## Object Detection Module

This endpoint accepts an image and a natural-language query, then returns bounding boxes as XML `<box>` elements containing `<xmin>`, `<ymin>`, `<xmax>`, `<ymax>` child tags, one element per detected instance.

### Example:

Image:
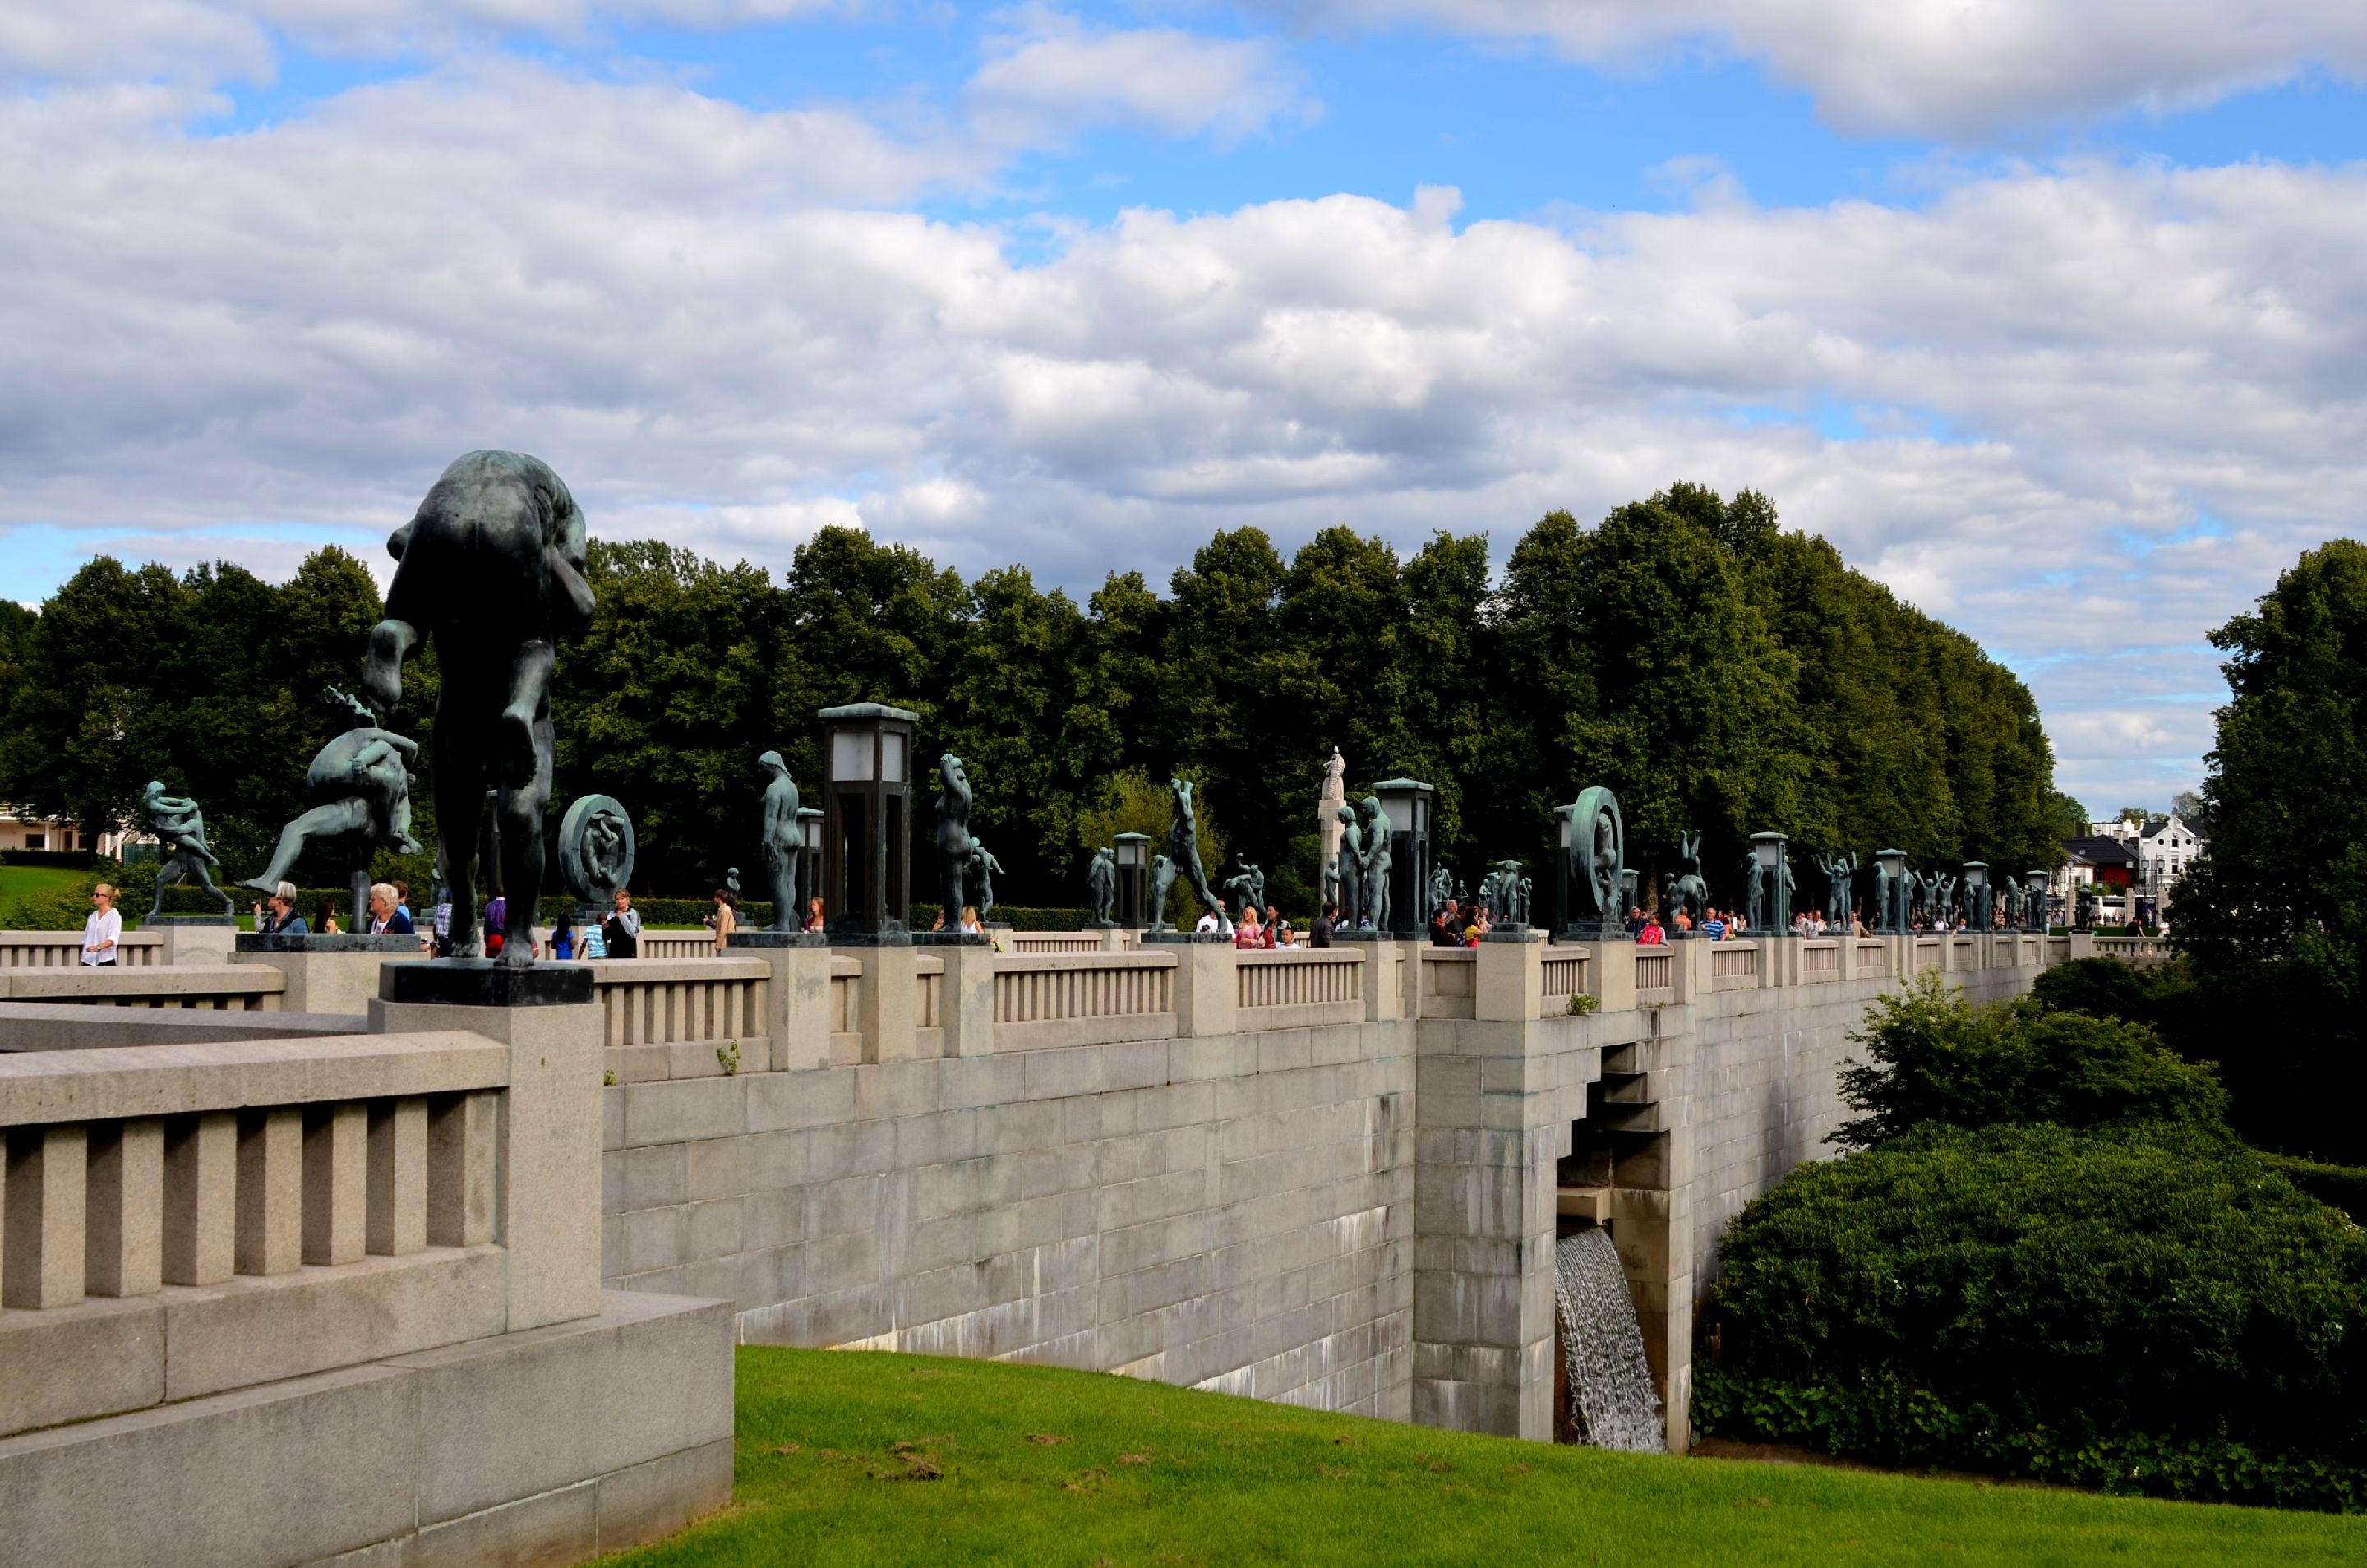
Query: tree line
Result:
<box><xmin>0</xmin><ymin>484</ymin><xmax>2074</xmax><ymax>911</ymax></box>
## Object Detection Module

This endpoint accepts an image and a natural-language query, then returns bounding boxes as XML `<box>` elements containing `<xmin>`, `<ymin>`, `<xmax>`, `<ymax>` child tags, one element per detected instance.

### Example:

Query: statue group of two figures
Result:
<box><xmin>931</xmin><ymin>754</ymin><xmax>1004</xmax><ymax>925</ymax></box>
<box><xmin>1317</xmin><ymin>796</ymin><xmax>1395</xmax><ymax>930</ymax></box>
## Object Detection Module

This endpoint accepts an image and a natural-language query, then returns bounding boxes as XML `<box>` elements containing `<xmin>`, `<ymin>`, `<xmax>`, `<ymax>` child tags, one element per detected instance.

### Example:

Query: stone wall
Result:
<box><xmin>602</xmin><ymin>1017</ymin><xmax>1419</xmax><ymax>1418</ymax></box>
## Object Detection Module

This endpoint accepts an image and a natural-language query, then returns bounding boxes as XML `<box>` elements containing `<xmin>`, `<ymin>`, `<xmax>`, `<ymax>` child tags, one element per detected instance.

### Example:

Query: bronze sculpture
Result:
<box><xmin>934</xmin><ymin>754</ymin><xmax>976</xmax><ymax>925</ymax></box>
<box><xmin>1167</xmin><ymin>778</ymin><xmax>1225</xmax><ymax>920</ymax></box>
<box><xmin>362</xmin><ymin>450</ymin><xmax>593</xmax><ymax>964</ymax></box>
<box><xmin>1361</xmin><ymin>795</ymin><xmax>1392</xmax><ymax>930</ymax></box>
<box><xmin>1334</xmin><ymin>804</ymin><xmax>1364</xmax><ymax>925</ymax></box>
<box><xmin>757</xmin><ymin>751</ymin><xmax>803</xmax><ymax>932</ymax></box>
<box><xmin>243</xmin><ymin>685</ymin><xmax>422</xmax><ymax>923</ymax></box>
<box><xmin>142</xmin><ymin>779</ymin><xmax>233</xmax><ymax>918</ymax></box>
<box><xmin>1665</xmin><ymin>832</ymin><xmax>1708</xmax><ymax>935</ymax></box>
<box><xmin>1086</xmin><ymin>846</ymin><xmax>1117</xmax><ymax>925</ymax></box>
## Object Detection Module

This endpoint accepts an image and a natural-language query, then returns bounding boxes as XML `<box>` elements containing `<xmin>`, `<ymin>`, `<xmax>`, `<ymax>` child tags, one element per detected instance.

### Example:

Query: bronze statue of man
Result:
<box><xmin>362</xmin><ymin>450</ymin><xmax>593</xmax><ymax>965</ymax></box>
<box><xmin>1167</xmin><ymin>777</ymin><xmax>1225</xmax><ymax>917</ymax></box>
<box><xmin>934</xmin><ymin>754</ymin><xmax>976</xmax><ymax>925</ymax></box>
<box><xmin>1361</xmin><ymin>795</ymin><xmax>1393</xmax><ymax>930</ymax></box>
<box><xmin>1334</xmin><ymin>804</ymin><xmax>1364</xmax><ymax>926</ymax></box>
<box><xmin>244</xmin><ymin>686</ymin><xmax>422</xmax><ymax>909</ymax></box>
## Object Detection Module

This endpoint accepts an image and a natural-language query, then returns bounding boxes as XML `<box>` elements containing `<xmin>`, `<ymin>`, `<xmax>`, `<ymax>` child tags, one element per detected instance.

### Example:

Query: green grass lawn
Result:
<box><xmin>603</xmin><ymin>1348</ymin><xmax>2366</xmax><ymax>1567</ymax></box>
<box><xmin>0</xmin><ymin>864</ymin><xmax>88</xmax><ymax>906</ymax></box>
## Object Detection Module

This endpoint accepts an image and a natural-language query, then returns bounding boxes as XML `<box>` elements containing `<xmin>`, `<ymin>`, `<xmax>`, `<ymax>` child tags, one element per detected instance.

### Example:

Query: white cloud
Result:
<box><xmin>7</xmin><ymin>67</ymin><xmax>2360</xmax><ymax>808</ymax></box>
<box><xmin>1276</xmin><ymin>0</ymin><xmax>2367</xmax><ymax>141</ymax></box>
<box><xmin>969</xmin><ymin>6</ymin><xmax>1313</xmax><ymax>147</ymax></box>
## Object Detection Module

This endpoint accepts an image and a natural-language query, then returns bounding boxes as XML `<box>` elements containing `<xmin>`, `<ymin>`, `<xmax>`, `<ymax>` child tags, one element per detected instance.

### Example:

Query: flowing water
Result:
<box><xmin>1553</xmin><ymin>1228</ymin><xmax>1663</xmax><ymax>1451</ymax></box>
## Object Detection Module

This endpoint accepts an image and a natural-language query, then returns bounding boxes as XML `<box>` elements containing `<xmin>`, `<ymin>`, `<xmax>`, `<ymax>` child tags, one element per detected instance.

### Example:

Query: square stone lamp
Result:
<box><xmin>1876</xmin><ymin>847</ymin><xmax>1909</xmax><ymax>934</ymax></box>
<box><xmin>1372</xmin><ymin>777</ymin><xmax>1434</xmax><ymax>938</ymax></box>
<box><xmin>818</xmin><ymin>702</ymin><xmax>916</xmax><ymax>944</ymax></box>
<box><xmin>1114</xmin><ymin>832</ymin><xmax>1151</xmax><ymax>928</ymax></box>
<box><xmin>1963</xmin><ymin>860</ymin><xmax>1989</xmax><ymax>932</ymax></box>
<box><xmin>1752</xmin><ymin>831</ymin><xmax>1794</xmax><ymax>935</ymax></box>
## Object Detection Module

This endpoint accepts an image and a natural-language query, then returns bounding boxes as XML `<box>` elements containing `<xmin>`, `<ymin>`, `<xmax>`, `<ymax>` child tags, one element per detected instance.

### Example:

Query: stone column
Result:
<box><xmin>934</xmin><ymin>940</ymin><xmax>997</xmax><ymax>1057</ymax></box>
<box><xmin>368</xmin><ymin>994</ymin><xmax>604</xmax><ymax>1332</ymax></box>
<box><xmin>742</xmin><ymin>942</ymin><xmax>833</xmax><ymax>1072</ymax></box>
<box><xmin>1605</xmin><ymin>1000</ymin><xmax>1696</xmax><ymax>1453</ymax></box>
<box><xmin>1168</xmin><ymin>939</ymin><xmax>1237</xmax><ymax>1038</ymax></box>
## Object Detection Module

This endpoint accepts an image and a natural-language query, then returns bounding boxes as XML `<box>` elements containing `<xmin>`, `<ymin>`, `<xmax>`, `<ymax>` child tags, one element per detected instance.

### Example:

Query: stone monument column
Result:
<box><xmin>1317</xmin><ymin>747</ymin><xmax>1346</xmax><ymax>896</ymax></box>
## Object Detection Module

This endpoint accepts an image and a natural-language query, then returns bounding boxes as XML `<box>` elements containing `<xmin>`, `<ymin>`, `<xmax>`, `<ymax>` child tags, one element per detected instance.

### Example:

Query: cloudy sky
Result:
<box><xmin>6</xmin><ymin>2</ymin><xmax>2365</xmax><ymax>814</ymax></box>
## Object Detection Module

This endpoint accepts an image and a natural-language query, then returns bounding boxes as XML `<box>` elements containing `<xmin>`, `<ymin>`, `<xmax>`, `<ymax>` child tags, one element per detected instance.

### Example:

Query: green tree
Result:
<box><xmin>1831</xmin><ymin>972</ymin><xmax>2229</xmax><ymax>1151</ymax></box>
<box><xmin>2173</xmin><ymin>539</ymin><xmax>2367</xmax><ymax>1162</ymax></box>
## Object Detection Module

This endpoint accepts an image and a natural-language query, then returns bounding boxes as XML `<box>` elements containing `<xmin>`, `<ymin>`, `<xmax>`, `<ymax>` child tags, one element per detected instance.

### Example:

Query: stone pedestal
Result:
<box><xmin>735</xmin><ymin>940</ymin><xmax>833</xmax><ymax>1071</ymax></box>
<box><xmin>381</xmin><ymin>960</ymin><xmax>593</xmax><ymax>1009</ymax></box>
<box><xmin>147</xmin><ymin>915</ymin><xmax>236</xmax><ymax>966</ymax></box>
<box><xmin>229</xmin><ymin>934</ymin><xmax>427</xmax><ymax>1015</ymax></box>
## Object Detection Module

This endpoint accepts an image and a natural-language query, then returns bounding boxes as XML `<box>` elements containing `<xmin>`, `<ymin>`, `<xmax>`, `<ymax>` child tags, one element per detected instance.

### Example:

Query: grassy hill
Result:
<box><xmin>602</xmin><ymin>1348</ymin><xmax>2366</xmax><ymax>1566</ymax></box>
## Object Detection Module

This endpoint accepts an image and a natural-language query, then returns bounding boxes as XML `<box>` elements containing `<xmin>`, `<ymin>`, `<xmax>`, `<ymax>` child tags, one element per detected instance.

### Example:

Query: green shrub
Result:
<box><xmin>1696</xmin><ymin>1123</ymin><xmax>2367</xmax><ymax>1509</ymax></box>
<box><xmin>1830</xmin><ymin>971</ymin><xmax>2229</xmax><ymax>1151</ymax></box>
<box><xmin>2029</xmin><ymin>953</ymin><xmax>2196</xmax><ymax>1027</ymax></box>
<box><xmin>2259</xmin><ymin>1151</ymin><xmax>2367</xmax><ymax>1220</ymax></box>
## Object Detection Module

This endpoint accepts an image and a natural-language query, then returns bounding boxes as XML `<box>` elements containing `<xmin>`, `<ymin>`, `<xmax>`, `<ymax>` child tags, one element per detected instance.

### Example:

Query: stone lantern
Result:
<box><xmin>1874</xmin><ymin>847</ymin><xmax>1909</xmax><ymax>934</ymax></box>
<box><xmin>817</xmin><ymin>703</ymin><xmax>916</xmax><ymax>943</ymax></box>
<box><xmin>1371</xmin><ymin>778</ymin><xmax>1434</xmax><ymax>938</ymax></box>
<box><xmin>1750</xmin><ymin>831</ymin><xmax>1793</xmax><ymax>935</ymax></box>
<box><xmin>2028</xmin><ymin>869</ymin><xmax>2052</xmax><ymax>931</ymax></box>
<box><xmin>1114</xmin><ymin>832</ymin><xmax>1151</xmax><ymax>929</ymax></box>
<box><xmin>1963</xmin><ymin>861</ymin><xmax>1990</xmax><ymax>933</ymax></box>
<box><xmin>796</xmin><ymin>806</ymin><xmax>822</xmax><ymax>924</ymax></box>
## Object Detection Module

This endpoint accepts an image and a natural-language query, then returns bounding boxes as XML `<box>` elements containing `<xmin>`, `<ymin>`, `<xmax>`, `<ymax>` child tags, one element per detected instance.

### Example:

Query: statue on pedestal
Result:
<box><xmin>558</xmin><ymin>796</ymin><xmax>634</xmax><ymax>911</ymax></box>
<box><xmin>242</xmin><ymin>685</ymin><xmax>422</xmax><ymax>920</ymax></box>
<box><xmin>757</xmin><ymin>752</ymin><xmax>803</xmax><ymax>932</ymax></box>
<box><xmin>967</xmin><ymin>840</ymin><xmax>1004</xmax><ymax>920</ymax></box>
<box><xmin>1167</xmin><ymin>778</ymin><xmax>1225</xmax><ymax>918</ymax></box>
<box><xmin>1222</xmin><ymin>862</ymin><xmax>1265</xmax><ymax>919</ymax></box>
<box><xmin>1317</xmin><ymin>747</ymin><xmax>1347</xmax><ymax>892</ymax></box>
<box><xmin>1086</xmin><ymin>846</ymin><xmax>1117</xmax><ymax>925</ymax></box>
<box><xmin>362</xmin><ymin>450</ymin><xmax>595</xmax><ymax>964</ymax></box>
<box><xmin>1664</xmin><ymin>832</ymin><xmax>1708</xmax><ymax>934</ymax></box>
<box><xmin>1334</xmin><ymin>805</ymin><xmax>1364</xmax><ymax>926</ymax></box>
<box><xmin>143</xmin><ymin>780</ymin><xmax>233</xmax><ymax>917</ymax></box>
<box><xmin>934</xmin><ymin>754</ymin><xmax>976</xmax><ymax>923</ymax></box>
<box><xmin>1360</xmin><ymin>795</ymin><xmax>1392</xmax><ymax>930</ymax></box>
<box><xmin>1151</xmin><ymin>853</ymin><xmax>1178</xmax><ymax>930</ymax></box>
<box><xmin>1819</xmin><ymin>851</ymin><xmax>1857</xmax><ymax>927</ymax></box>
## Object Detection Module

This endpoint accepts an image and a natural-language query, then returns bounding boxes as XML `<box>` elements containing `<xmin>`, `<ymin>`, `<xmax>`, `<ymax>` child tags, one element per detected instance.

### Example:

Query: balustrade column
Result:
<box><xmin>302</xmin><ymin>1103</ymin><xmax>368</xmax><ymax>1266</ymax></box>
<box><xmin>367</xmin><ymin>1097</ymin><xmax>428</xmax><ymax>1256</ymax></box>
<box><xmin>163</xmin><ymin>1110</ymin><xmax>236</xmax><ymax>1285</ymax></box>
<box><xmin>234</xmin><ymin>1105</ymin><xmax>302</xmax><ymax>1275</ymax></box>
<box><xmin>86</xmin><ymin>1117</ymin><xmax>164</xmax><ymax>1297</ymax></box>
<box><xmin>4</xmin><ymin>1123</ymin><xmax>87</xmax><ymax>1308</ymax></box>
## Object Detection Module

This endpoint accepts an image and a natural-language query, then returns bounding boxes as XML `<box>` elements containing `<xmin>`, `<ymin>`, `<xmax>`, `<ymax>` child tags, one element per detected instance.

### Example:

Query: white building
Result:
<box><xmin>2137</xmin><ymin>814</ymin><xmax>2207</xmax><ymax>911</ymax></box>
<box><xmin>0</xmin><ymin>805</ymin><xmax>132</xmax><ymax>858</ymax></box>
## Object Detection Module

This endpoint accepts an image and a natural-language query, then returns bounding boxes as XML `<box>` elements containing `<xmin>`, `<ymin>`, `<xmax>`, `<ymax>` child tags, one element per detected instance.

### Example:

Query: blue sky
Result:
<box><xmin>6</xmin><ymin>0</ymin><xmax>2367</xmax><ymax>816</ymax></box>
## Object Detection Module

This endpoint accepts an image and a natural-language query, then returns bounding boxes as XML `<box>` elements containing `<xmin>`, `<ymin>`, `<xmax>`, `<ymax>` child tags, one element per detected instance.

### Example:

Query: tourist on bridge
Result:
<box><xmin>1637</xmin><ymin>911</ymin><xmax>1664</xmax><ymax>945</ymax></box>
<box><xmin>81</xmin><ymin>883</ymin><xmax>120</xmax><ymax>966</ymax></box>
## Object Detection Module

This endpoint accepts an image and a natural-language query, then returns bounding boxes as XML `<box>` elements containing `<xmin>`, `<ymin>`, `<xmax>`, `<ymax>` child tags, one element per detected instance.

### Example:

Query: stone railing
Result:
<box><xmin>0</xmin><ymin>964</ymin><xmax>285</xmax><ymax>1010</ymax></box>
<box><xmin>593</xmin><ymin>957</ymin><xmax>770</xmax><ymax>1082</ymax></box>
<box><xmin>1002</xmin><ymin>930</ymin><xmax>1139</xmax><ymax>954</ymax></box>
<box><xmin>1710</xmin><ymin>943</ymin><xmax>1760</xmax><ymax>991</ymax></box>
<box><xmin>0</xmin><ymin>930</ymin><xmax>164</xmax><ymax>968</ymax></box>
<box><xmin>2089</xmin><ymin>933</ymin><xmax>2176</xmax><ymax>966</ymax></box>
<box><xmin>1799</xmin><ymin>939</ymin><xmax>1838</xmax><ymax>980</ymax></box>
<box><xmin>992</xmin><ymin>951</ymin><xmax>1177</xmax><ymax>1049</ymax></box>
<box><xmin>1419</xmin><ymin>948</ymin><xmax>1477</xmax><ymax>1019</ymax></box>
<box><xmin>0</xmin><ymin>1031</ymin><xmax>507</xmax><ymax>1439</ymax></box>
<box><xmin>1913</xmin><ymin>937</ymin><xmax>1942</xmax><ymax>974</ymax></box>
<box><xmin>1236</xmin><ymin>947</ymin><xmax>1362</xmax><ymax>1031</ymax></box>
<box><xmin>1540</xmin><ymin>951</ymin><xmax>1589</xmax><ymax>1005</ymax></box>
<box><xmin>1854</xmin><ymin>938</ymin><xmax>1892</xmax><ymax>978</ymax></box>
<box><xmin>1633</xmin><ymin>948</ymin><xmax>1675</xmax><ymax>1000</ymax></box>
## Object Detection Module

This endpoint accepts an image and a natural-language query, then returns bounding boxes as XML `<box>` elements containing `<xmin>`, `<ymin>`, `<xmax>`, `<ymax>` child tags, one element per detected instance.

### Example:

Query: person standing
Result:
<box><xmin>483</xmin><ymin>892</ymin><xmax>507</xmax><ymax>957</ymax></box>
<box><xmin>1637</xmin><ymin>911</ymin><xmax>1665</xmax><ymax>945</ymax></box>
<box><xmin>81</xmin><ymin>883</ymin><xmax>121</xmax><ymax>966</ymax></box>
<box><xmin>1310</xmin><ymin>902</ymin><xmax>1336</xmax><ymax>948</ymax></box>
<box><xmin>706</xmin><ymin>888</ymin><xmax>737</xmax><ymax>951</ymax></box>
<box><xmin>602</xmin><ymin>888</ymin><xmax>641</xmax><ymax>958</ymax></box>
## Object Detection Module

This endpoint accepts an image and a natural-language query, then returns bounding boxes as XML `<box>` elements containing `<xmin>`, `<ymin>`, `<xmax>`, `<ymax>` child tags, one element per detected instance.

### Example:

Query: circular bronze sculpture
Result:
<box><xmin>559</xmin><ymin>794</ymin><xmax>636</xmax><ymax>908</ymax></box>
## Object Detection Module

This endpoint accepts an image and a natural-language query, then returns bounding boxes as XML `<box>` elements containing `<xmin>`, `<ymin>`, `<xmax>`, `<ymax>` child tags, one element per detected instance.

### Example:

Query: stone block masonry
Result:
<box><xmin>606</xmin><ymin>1015</ymin><xmax>1419</xmax><ymax>1419</ymax></box>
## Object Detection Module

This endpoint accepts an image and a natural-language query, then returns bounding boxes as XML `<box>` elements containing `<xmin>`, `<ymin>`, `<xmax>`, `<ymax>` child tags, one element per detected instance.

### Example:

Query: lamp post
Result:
<box><xmin>1114</xmin><ymin>832</ymin><xmax>1150</xmax><ymax>929</ymax></box>
<box><xmin>1621</xmin><ymin>866</ymin><xmax>1639</xmax><ymax>922</ymax></box>
<box><xmin>817</xmin><ymin>703</ymin><xmax>916</xmax><ymax>944</ymax></box>
<box><xmin>1371</xmin><ymin>778</ymin><xmax>1434</xmax><ymax>938</ymax></box>
<box><xmin>1874</xmin><ymin>848</ymin><xmax>1908</xmax><ymax>935</ymax></box>
<box><xmin>2028</xmin><ymin>870</ymin><xmax>2051</xmax><ymax>932</ymax></box>
<box><xmin>795</xmin><ymin>806</ymin><xmax>822</xmax><ymax>926</ymax></box>
<box><xmin>1963</xmin><ymin>861</ymin><xmax>1990</xmax><ymax>933</ymax></box>
<box><xmin>1751</xmin><ymin>831</ymin><xmax>1793</xmax><ymax>935</ymax></box>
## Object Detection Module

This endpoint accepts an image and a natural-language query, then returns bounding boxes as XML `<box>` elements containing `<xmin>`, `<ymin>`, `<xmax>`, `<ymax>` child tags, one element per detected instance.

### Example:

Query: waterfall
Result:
<box><xmin>1553</xmin><ymin>1228</ymin><xmax>1663</xmax><ymax>1452</ymax></box>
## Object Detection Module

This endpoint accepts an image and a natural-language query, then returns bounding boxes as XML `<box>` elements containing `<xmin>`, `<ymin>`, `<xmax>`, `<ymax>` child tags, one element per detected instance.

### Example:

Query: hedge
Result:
<box><xmin>0</xmin><ymin>848</ymin><xmax>98</xmax><ymax>869</ymax></box>
<box><xmin>1695</xmin><ymin>1123</ymin><xmax>2367</xmax><ymax>1510</ymax></box>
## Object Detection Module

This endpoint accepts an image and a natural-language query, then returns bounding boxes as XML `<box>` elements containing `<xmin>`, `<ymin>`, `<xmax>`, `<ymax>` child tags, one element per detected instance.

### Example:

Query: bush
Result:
<box><xmin>1696</xmin><ymin>1123</ymin><xmax>2367</xmax><ymax>1509</ymax></box>
<box><xmin>1829</xmin><ymin>971</ymin><xmax>2229</xmax><ymax>1151</ymax></box>
<box><xmin>2259</xmin><ymin>1151</ymin><xmax>2367</xmax><ymax>1221</ymax></box>
<box><xmin>2029</xmin><ymin>954</ymin><xmax>2196</xmax><ymax>1027</ymax></box>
